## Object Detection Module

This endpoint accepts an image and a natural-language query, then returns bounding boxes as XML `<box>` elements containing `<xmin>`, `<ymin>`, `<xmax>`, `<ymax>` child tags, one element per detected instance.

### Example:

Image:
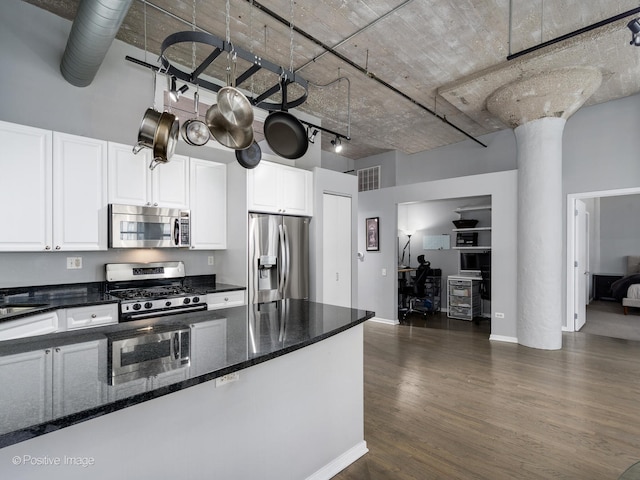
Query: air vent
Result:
<box><xmin>357</xmin><ymin>166</ymin><xmax>380</xmax><ymax>192</ymax></box>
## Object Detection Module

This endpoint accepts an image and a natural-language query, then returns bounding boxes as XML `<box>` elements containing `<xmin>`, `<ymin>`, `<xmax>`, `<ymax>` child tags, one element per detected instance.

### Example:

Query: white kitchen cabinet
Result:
<box><xmin>53</xmin><ymin>132</ymin><xmax>108</xmax><ymax>251</ymax></box>
<box><xmin>0</xmin><ymin>311</ymin><xmax>59</xmax><ymax>341</ymax></box>
<box><xmin>0</xmin><ymin>121</ymin><xmax>52</xmax><ymax>251</ymax></box>
<box><xmin>53</xmin><ymin>340</ymin><xmax>106</xmax><ymax>418</ymax></box>
<box><xmin>189</xmin><ymin>158</ymin><xmax>227</xmax><ymax>249</ymax></box>
<box><xmin>151</xmin><ymin>367</ymin><xmax>190</xmax><ymax>388</ymax></box>
<box><xmin>108</xmin><ymin>142</ymin><xmax>189</xmax><ymax>209</ymax></box>
<box><xmin>0</xmin><ymin>122</ymin><xmax>107</xmax><ymax>252</ymax></box>
<box><xmin>206</xmin><ymin>290</ymin><xmax>245</xmax><ymax>310</ymax></box>
<box><xmin>62</xmin><ymin>303</ymin><xmax>118</xmax><ymax>331</ymax></box>
<box><xmin>0</xmin><ymin>349</ymin><xmax>53</xmax><ymax>434</ymax></box>
<box><xmin>190</xmin><ymin>318</ymin><xmax>227</xmax><ymax>377</ymax></box>
<box><xmin>247</xmin><ymin>160</ymin><xmax>313</xmax><ymax>216</ymax></box>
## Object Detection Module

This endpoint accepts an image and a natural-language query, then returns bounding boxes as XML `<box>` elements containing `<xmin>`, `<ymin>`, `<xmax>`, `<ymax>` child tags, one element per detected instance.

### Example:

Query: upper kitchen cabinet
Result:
<box><xmin>247</xmin><ymin>160</ymin><xmax>313</xmax><ymax>216</ymax></box>
<box><xmin>0</xmin><ymin>121</ymin><xmax>107</xmax><ymax>252</ymax></box>
<box><xmin>189</xmin><ymin>158</ymin><xmax>227</xmax><ymax>249</ymax></box>
<box><xmin>107</xmin><ymin>142</ymin><xmax>189</xmax><ymax>209</ymax></box>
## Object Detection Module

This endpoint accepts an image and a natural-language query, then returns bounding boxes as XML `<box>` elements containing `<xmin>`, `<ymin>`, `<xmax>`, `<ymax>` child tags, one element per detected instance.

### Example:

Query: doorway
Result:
<box><xmin>566</xmin><ymin>187</ymin><xmax>640</xmax><ymax>333</ymax></box>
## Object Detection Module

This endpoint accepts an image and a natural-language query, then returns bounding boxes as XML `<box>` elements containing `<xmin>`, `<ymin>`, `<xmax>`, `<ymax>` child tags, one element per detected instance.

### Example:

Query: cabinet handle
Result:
<box><xmin>146</xmin><ymin>202</ymin><xmax>151</xmax><ymax>206</ymax></box>
<box><xmin>55</xmin><ymin>246</ymin><xmax>61</xmax><ymax>250</ymax></box>
<box><xmin>224</xmin><ymin>297</ymin><xmax>229</xmax><ymax>302</ymax></box>
<box><xmin>45</xmin><ymin>349</ymin><xmax>51</xmax><ymax>354</ymax></box>
<box><xmin>91</xmin><ymin>313</ymin><xmax>97</xmax><ymax>318</ymax></box>
<box><xmin>45</xmin><ymin>246</ymin><xmax>51</xmax><ymax>250</ymax></box>
<box><xmin>153</xmin><ymin>203</ymin><xmax>158</xmax><ymax>206</ymax></box>
<box><xmin>55</xmin><ymin>348</ymin><xmax>60</xmax><ymax>353</ymax></box>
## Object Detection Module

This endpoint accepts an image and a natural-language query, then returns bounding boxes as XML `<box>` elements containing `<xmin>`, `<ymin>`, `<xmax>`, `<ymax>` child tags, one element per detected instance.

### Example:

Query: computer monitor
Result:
<box><xmin>460</xmin><ymin>251</ymin><xmax>491</xmax><ymax>273</ymax></box>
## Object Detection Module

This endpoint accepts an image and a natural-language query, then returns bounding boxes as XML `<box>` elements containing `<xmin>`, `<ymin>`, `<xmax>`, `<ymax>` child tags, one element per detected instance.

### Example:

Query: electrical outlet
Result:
<box><xmin>208</xmin><ymin>256</ymin><xmax>214</xmax><ymax>266</ymax></box>
<box><xmin>66</xmin><ymin>257</ymin><xmax>82</xmax><ymax>270</ymax></box>
<box><xmin>215</xmin><ymin>372</ymin><xmax>240</xmax><ymax>387</ymax></box>
<box><xmin>495</xmin><ymin>312</ymin><xmax>505</xmax><ymax>318</ymax></box>
<box><xmin>382</xmin><ymin>268</ymin><xmax>387</xmax><ymax>276</ymax></box>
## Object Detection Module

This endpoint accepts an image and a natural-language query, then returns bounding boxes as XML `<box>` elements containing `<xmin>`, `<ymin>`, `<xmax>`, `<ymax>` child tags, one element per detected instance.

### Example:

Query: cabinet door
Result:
<box><xmin>53</xmin><ymin>133</ymin><xmax>108</xmax><ymax>251</ymax></box>
<box><xmin>189</xmin><ymin>158</ymin><xmax>227</xmax><ymax>249</ymax></box>
<box><xmin>151</xmin><ymin>367</ymin><xmax>190</xmax><ymax>389</ymax></box>
<box><xmin>106</xmin><ymin>377</ymin><xmax>148</xmax><ymax>402</ymax></box>
<box><xmin>190</xmin><ymin>318</ymin><xmax>227</xmax><ymax>377</ymax></box>
<box><xmin>281</xmin><ymin>166</ymin><xmax>313</xmax><ymax>216</ymax></box>
<box><xmin>53</xmin><ymin>340</ymin><xmax>106</xmax><ymax>418</ymax></box>
<box><xmin>107</xmin><ymin>142</ymin><xmax>151</xmax><ymax>206</ymax></box>
<box><xmin>206</xmin><ymin>291</ymin><xmax>245</xmax><ymax>310</ymax></box>
<box><xmin>153</xmin><ymin>154</ymin><xmax>190</xmax><ymax>209</ymax></box>
<box><xmin>0</xmin><ymin>121</ymin><xmax>52</xmax><ymax>251</ymax></box>
<box><xmin>63</xmin><ymin>303</ymin><xmax>118</xmax><ymax>331</ymax></box>
<box><xmin>0</xmin><ymin>311</ymin><xmax>59</xmax><ymax>341</ymax></box>
<box><xmin>0</xmin><ymin>349</ymin><xmax>53</xmax><ymax>434</ymax></box>
<box><xmin>247</xmin><ymin>161</ymin><xmax>281</xmax><ymax>213</ymax></box>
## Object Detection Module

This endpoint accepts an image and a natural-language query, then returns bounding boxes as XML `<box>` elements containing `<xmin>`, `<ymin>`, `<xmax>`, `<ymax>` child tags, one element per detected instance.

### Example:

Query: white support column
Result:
<box><xmin>487</xmin><ymin>67</ymin><xmax>602</xmax><ymax>350</ymax></box>
<box><xmin>515</xmin><ymin>118</ymin><xmax>565</xmax><ymax>349</ymax></box>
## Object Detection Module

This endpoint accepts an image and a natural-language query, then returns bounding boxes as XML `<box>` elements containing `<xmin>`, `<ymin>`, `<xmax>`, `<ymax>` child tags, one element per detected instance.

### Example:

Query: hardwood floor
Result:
<box><xmin>333</xmin><ymin>315</ymin><xmax>640</xmax><ymax>480</ymax></box>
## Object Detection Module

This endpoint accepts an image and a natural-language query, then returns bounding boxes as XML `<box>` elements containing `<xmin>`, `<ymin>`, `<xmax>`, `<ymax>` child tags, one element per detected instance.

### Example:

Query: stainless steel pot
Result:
<box><xmin>152</xmin><ymin>111</ymin><xmax>179</xmax><ymax>164</ymax></box>
<box><xmin>181</xmin><ymin>92</ymin><xmax>210</xmax><ymax>146</ymax></box>
<box><xmin>206</xmin><ymin>86</ymin><xmax>254</xmax><ymax>150</ymax></box>
<box><xmin>133</xmin><ymin>108</ymin><xmax>162</xmax><ymax>154</ymax></box>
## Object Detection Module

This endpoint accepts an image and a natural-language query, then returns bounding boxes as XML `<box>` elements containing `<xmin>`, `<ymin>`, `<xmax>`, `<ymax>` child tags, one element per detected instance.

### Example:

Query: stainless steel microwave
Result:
<box><xmin>108</xmin><ymin>204</ymin><xmax>190</xmax><ymax>248</ymax></box>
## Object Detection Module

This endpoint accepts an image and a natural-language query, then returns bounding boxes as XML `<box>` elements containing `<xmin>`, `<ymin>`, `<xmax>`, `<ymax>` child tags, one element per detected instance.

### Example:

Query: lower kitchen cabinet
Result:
<box><xmin>0</xmin><ymin>311</ymin><xmax>59</xmax><ymax>341</ymax></box>
<box><xmin>0</xmin><ymin>339</ymin><xmax>106</xmax><ymax>434</ymax></box>
<box><xmin>190</xmin><ymin>318</ymin><xmax>228</xmax><ymax>377</ymax></box>
<box><xmin>53</xmin><ymin>340</ymin><xmax>106</xmax><ymax>418</ymax></box>
<box><xmin>106</xmin><ymin>368</ymin><xmax>190</xmax><ymax>401</ymax></box>
<box><xmin>62</xmin><ymin>303</ymin><xmax>118</xmax><ymax>331</ymax></box>
<box><xmin>206</xmin><ymin>291</ymin><xmax>245</xmax><ymax>310</ymax></box>
<box><xmin>0</xmin><ymin>349</ymin><xmax>53</xmax><ymax>434</ymax></box>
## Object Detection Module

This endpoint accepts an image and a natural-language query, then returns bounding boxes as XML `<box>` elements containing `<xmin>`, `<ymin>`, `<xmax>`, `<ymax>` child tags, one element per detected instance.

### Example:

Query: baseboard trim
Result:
<box><xmin>490</xmin><ymin>334</ymin><xmax>518</xmax><ymax>343</ymax></box>
<box><xmin>305</xmin><ymin>441</ymin><xmax>369</xmax><ymax>480</ymax></box>
<box><xmin>367</xmin><ymin>316</ymin><xmax>398</xmax><ymax>325</ymax></box>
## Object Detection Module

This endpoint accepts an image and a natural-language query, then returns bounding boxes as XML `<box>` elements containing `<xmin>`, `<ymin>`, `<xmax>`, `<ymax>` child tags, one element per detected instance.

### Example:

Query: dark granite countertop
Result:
<box><xmin>0</xmin><ymin>299</ymin><xmax>374</xmax><ymax>448</ymax></box>
<box><xmin>0</xmin><ymin>278</ymin><xmax>245</xmax><ymax>323</ymax></box>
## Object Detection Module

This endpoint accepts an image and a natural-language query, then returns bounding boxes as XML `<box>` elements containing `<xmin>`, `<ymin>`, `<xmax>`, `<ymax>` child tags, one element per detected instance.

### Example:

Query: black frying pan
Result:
<box><xmin>263</xmin><ymin>111</ymin><xmax>308</xmax><ymax>159</ymax></box>
<box><xmin>236</xmin><ymin>140</ymin><xmax>262</xmax><ymax>169</ymax></box>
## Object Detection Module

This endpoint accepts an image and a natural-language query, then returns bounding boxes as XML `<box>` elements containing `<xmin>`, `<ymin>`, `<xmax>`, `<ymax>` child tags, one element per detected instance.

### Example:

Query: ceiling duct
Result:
<box><xmin>60</xmin><ymin>0</ymin><xmax>133</xmax><ymax>87</ymax></box>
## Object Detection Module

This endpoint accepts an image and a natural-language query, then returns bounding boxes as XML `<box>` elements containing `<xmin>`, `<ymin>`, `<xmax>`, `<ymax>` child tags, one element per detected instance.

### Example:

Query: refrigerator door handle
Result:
<box><xmin>278</xmin><ymin>224</ymin><xmax>287</xmax><ymax>294</ymax></box>
<box><xmin>282</xmin><ymin>224</ymin><xmax>291</xmax><ymax>295</ymax></box>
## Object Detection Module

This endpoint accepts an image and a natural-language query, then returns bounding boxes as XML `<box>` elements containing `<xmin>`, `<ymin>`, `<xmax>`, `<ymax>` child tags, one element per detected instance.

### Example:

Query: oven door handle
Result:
<box><xmin>173</xmin><ymin>332</ymin><xmax>180</xmax><ymax>360</ymax></box>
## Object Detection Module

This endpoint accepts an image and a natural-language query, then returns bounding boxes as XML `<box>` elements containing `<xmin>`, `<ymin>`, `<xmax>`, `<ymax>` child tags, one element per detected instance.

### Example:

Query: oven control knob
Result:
<box><xmin>132</xmin><ymin>303</ymin><xmax>142</xmax><ymax>311</ymax></box>
<box><xmin>165</xmin><ymin>301</ymin><xmax>172</xmax><ymax>307</ymax></box>
<box><xmin>193</xmin><ymin>296</ymin><xmax>200</xmax><ymax>304</ymax></box>
<box><xmin>183</xmin><ymin>298</ymin><xmax>191</xmax><ymax>305</ymax></box>
<box><xmin>144</xmin><ymin>302</ymin><xmax>153</xmax><ymax>309</ymax></box>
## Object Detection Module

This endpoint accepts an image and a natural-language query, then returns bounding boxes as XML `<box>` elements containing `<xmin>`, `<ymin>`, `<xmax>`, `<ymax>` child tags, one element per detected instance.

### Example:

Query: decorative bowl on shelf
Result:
<box><xmin>452</xmin><ymin>219</ymin><xmax>479</xmax><ymax>229</ymax></box>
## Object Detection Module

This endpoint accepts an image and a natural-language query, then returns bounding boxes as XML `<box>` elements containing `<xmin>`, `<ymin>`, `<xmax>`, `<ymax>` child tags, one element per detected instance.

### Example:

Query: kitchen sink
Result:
<box><xmin>0</xmin><ymin>304</ymin><xmax>48</xmax><ymax>317</ymax></box>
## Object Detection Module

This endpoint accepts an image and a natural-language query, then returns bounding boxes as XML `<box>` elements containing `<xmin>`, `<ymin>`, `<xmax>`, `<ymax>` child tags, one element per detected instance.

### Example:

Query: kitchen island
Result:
<box><xmin>0</xmin><ymin>300</ymin><xmax>373</xmax><ymax>480</ymax></box>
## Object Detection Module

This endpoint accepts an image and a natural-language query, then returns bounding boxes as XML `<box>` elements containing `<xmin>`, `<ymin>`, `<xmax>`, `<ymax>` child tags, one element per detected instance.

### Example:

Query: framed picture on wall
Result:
<box><xmin>366</xmin><ymin>217</ymin><xmax>379</xmax><ymax>251</ymax></box>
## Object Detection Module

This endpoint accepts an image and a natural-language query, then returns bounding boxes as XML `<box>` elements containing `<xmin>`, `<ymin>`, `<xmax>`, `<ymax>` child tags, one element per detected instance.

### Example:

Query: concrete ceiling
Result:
<box><xmin>23</xmin><ymin>0</ymin><xmax>640</xmax><ymax>160</ymax></box>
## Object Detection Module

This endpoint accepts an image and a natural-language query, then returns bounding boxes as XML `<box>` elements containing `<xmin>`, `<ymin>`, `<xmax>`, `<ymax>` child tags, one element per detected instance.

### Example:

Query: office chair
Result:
<box><xmin>402</xmin><ymin>255</ymin><xmax>441</xmax><ymax>319</ymax></box>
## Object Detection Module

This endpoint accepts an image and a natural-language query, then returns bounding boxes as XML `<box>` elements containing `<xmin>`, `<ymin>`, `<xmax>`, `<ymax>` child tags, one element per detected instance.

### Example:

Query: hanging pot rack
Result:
<box><xmin>125</xmin><ymin>30</ymin><xmax>351</xmax><ymax>142</ymax></box>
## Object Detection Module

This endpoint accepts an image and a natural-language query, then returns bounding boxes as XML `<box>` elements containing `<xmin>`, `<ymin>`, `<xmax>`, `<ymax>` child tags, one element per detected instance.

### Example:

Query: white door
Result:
<box><xmin>574</xmin><ymin>199</ymin><xmax>589</xmax><ymax>331</ymax></box>
<box><xmin>322</xmin><ymin>193</ymin><xmax>352</xmax><ymax>307</ymax></box>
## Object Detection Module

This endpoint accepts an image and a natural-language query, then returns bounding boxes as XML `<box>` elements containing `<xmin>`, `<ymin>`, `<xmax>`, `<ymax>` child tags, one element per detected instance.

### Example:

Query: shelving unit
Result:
<box><xmin>447</xmin><ymin>276</ymin><xmax>481</xmax><ymax>321</ymax></box>
<box><xmin>452</xmin><ymin>205</ymin><xmax>492</xmax><ymax>250</ymax></box>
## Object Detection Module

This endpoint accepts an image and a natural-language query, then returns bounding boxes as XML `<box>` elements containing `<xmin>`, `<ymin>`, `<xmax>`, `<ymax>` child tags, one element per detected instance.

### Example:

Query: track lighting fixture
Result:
<box><xmin>331</xmin><ymin>136</ymin><xmax>342</xmax><ymax>153</ymax></box>
<box><xmin>628</xmin><ymin>19</ymin><xmax>640</xmax><ymax>46</ymax></box>
<box><xmin>168</xmin><ymin>76</ymin><xmax>189</xmax><ymax>101</ymax></box>
<box><xmin>307</xmin><ymin>128</ymin><xmax>319</xmax><ymax>143</ymax></box>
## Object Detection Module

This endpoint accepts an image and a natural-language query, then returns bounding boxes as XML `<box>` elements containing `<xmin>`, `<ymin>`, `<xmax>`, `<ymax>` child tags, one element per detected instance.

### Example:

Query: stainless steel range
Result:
<box><xmin>105</xmin><ymin>262</ymin><xmax>207</xmax><ymax>321</ymax></box>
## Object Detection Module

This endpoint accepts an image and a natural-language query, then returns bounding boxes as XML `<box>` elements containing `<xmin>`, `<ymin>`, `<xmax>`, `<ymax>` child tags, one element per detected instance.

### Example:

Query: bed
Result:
<box><xmin>611</xmin><ymin>256</ymin><xmax>640</xmax><ymax>315</ymax></box>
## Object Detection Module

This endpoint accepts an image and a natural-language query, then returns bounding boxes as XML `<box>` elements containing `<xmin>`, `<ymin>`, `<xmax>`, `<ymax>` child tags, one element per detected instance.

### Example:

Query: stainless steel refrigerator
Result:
<box><xmin>248</xmin><ymin>213</ymin><xmax>310</xmax><ymax>304</ymax></box>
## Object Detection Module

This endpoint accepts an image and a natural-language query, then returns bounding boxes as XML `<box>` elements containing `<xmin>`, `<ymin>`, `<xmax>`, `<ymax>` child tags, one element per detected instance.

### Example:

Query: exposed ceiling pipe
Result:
<box><xmin>60</xmin><ymin>0</ymin><xmax>134</xmax><ymax>87</ymax></box>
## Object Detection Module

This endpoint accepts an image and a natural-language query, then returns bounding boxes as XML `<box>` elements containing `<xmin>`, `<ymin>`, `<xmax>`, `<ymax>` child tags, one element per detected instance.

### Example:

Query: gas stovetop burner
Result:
<box><xmin>110</xmin><ymin>285</ymin><xmax>198</xmax><ymax>301</ymax></box>
<box><xmin>105</xmin><ymin>261</ymin><xmax>208</xmax><ymax>321</ymax></box>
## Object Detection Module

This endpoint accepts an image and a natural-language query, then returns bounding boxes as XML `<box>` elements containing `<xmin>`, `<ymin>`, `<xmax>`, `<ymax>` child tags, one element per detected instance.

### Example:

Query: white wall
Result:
<box><xmin>358</xmin><ymin>171</ymin><xmax>518</xmax><ymax>341</ymax></box>
<box><xmin>599</xmin><ymin>194</ymin><xmax>640</xmax><ymax>274</ymax></box>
